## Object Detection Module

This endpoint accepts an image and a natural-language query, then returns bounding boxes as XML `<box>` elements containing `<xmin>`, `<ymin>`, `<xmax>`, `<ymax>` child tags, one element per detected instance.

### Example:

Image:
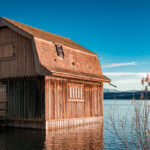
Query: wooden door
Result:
<box><xmin>0</xmin><ymin>84</ymin><xmax>7</xmax><ymax>116</ymax></box>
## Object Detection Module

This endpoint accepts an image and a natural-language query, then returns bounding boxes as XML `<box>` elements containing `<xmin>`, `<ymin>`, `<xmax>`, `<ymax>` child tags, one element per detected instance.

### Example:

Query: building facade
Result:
<box><xmin>0</xmin><ymin>17</ymin><xmax>110</xmax><ymax>129</ymax></box>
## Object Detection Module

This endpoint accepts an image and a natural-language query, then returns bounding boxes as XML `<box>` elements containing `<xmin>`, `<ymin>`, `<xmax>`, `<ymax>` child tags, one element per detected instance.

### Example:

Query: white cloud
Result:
<box><xmin>103</xmin><ymin>72</ymin><xmax>149</xmax><ymax>91</ymax></box>
<box><xmin>104</xmin><ymin>72</ymin><xmax>150</xmax><ymax>77</ymax></box>
<box><xmin>116</xmin><ymin>79</ymin><xmax>139</xmax><ymax>84</ymax></box>
<box><xmin>102</xmin><ymin>61</ymin><xmax>136</xmax><ymax>68</ymax></box>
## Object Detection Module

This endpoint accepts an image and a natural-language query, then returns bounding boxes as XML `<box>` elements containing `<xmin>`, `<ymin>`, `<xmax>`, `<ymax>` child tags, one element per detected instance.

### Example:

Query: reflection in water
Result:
<box><xmin>0</xmin><ymin>128</ymin><xmax>45</xmax><ymax>150</ymax></box>
<box><xmin>0</xmin><ymin>100</ymin><xmax>145</xmax><ymax>149</ymax></box>
<box><xmin>0</xmin><ymin>123</ymin><xmax>104</xmax><ymax>150</ymax></box>
<box><xmin>0</xmin><ymin>100</ymin><xmax>137</xmax><ymax>149</ymax></box>
<box><xmin>45</xmin><ymin>123</ymin><xmax>104</xmax><ymax>150</ymax></box>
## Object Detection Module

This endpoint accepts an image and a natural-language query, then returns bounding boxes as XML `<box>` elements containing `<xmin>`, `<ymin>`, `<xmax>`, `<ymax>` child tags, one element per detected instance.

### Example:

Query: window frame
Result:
<box><xmin>0</xmin><ymin>41</ymin><xmax>16</xmax><ymax>62</ymax></box>
<box><xmin>55</xmin><ymin>44</ymin><xmax>64</xmax><ymax>57</ymax></box>
<box><xmin>67</xmin><ymin>83</ymin><xmax>84</xmax><ymax>102</ymax></box>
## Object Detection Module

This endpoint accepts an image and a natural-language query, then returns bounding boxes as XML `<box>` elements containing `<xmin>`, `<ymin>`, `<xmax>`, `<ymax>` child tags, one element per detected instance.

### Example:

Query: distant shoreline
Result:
<box><xmin>104</xmin><ymin>91</ymin><xmax>149</xmax><ymax>100</ymax></box>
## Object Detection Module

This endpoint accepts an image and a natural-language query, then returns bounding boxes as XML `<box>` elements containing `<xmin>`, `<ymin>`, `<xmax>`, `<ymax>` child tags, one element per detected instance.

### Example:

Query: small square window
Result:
<box><xmin>68</xmin><ymin>83</ymin><xmax>84</xmax><ymax>102</ymax></box>
<box><xmin>55</xmin><ymin>44</ymin><xmax>64</xmax><ymax>57</ymax></box>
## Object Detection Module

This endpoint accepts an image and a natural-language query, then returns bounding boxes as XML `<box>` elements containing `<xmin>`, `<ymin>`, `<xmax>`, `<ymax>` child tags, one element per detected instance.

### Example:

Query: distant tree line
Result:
<box><xmin>104</xmin><ymin>91</ymin><xmax>150</xmax><ymax>100</ymax></box>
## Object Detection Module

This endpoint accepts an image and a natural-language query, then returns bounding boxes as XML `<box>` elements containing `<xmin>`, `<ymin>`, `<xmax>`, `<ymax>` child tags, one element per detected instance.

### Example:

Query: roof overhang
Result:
<box><xmin>51</xmin><ymin>71</ymin><xmax>111</xmax><ymax>83</ymax></box>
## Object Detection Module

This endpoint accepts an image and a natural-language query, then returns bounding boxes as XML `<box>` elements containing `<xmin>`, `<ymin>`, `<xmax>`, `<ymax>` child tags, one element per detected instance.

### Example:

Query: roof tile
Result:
<box><xmin>2</xmin><ymin>17</ymin><xmax>94</xmax><ymax>54</ymax></box>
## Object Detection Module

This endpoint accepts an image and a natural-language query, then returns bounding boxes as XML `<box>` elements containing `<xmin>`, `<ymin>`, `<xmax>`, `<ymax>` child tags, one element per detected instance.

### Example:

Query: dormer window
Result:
<box><xmin>55</xmin><ymin>44</ymin><xmax>64</xmax><ymax>57</ymax></box>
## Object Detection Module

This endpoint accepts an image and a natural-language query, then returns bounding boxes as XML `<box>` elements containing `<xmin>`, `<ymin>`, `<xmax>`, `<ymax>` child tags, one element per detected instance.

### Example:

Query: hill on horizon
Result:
<box><xmin>104</xmin><ymin>88</ymin><xmax>138</xmax><ymax>93</ymax></box>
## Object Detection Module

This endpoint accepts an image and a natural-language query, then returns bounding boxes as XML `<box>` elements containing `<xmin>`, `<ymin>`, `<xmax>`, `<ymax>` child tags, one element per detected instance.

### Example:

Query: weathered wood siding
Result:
<box><xmin>0</xmin><ymin>84</ymin><xmax>7</xmax><ymax>115</ymax></box>
<box><xmin>6</xmin><ymin>76</ymin><xmax>45</xmax><ymax>120</ymax></box>
<box><xmin>0</xmin><ymin>27</ymin><xmax>37</xmax><ymax>79</ymax></box>
<box><xmin>45</xmin><ymin>76</ymin><xmax>103</xmax><ymax>121</ymax></box>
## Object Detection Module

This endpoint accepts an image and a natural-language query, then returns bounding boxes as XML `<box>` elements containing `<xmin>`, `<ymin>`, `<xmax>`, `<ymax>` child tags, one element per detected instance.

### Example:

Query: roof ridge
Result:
<box><xmin>1</xmin><ymin>17</ymin><xmax>71</xmax><ymax>41</ymax></box>
<box><xmin>0</xmin><ymin>17</ymin><xmax>95</xmax><ymax>54</ymax></box>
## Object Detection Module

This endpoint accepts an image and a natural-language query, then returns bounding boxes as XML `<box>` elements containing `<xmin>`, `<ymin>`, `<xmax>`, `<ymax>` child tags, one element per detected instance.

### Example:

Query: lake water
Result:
<box><xmin>0</xmin><ymin>100</ymin><xmax>142</xmax><ymax>150</ymax></box>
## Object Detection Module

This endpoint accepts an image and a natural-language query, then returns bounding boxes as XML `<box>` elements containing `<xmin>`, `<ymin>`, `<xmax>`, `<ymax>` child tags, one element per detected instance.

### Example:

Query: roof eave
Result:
<box><xmin>51</xmin><ymin>71</ymin><xmax>110</xmax><ymax>83</ymax></box>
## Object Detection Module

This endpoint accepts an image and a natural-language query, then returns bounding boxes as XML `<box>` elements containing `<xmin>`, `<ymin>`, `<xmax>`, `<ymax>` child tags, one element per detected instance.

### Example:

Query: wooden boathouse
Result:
<box><xmin>0</xmin><ymin>17</ymin><xmax>110</xmax><ymax>129</ymax></box>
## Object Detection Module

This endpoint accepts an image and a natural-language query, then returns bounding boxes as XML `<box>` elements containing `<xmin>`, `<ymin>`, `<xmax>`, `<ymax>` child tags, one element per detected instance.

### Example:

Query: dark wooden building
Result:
<box><xmin>0</xmin><ymin>17</ymin><xmax>110</xmax><ymax>129</ymax></box>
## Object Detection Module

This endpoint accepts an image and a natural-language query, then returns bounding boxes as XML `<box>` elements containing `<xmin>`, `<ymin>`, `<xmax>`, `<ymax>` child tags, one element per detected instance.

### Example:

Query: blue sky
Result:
<box><xmin>0</xmin><ymin>0</ymin><xmax>150</xmax><ymax>91</ymax></box>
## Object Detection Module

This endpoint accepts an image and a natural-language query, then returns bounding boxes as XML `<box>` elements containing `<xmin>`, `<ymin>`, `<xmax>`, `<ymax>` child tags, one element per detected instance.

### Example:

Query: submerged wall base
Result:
<box><xmin>4</xmin><ymin>120</ymin><xmax>45</xmax><ymax>129</ymax></box>
<box><xmin>46</xmin><ymin>117</ymin><xmax>104</xmax><ymax>130</ymax></box>
<box><xmin>0</xmin><ymin>117</ymin><xmax>103</xmax><ymax>130</ymax></box>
